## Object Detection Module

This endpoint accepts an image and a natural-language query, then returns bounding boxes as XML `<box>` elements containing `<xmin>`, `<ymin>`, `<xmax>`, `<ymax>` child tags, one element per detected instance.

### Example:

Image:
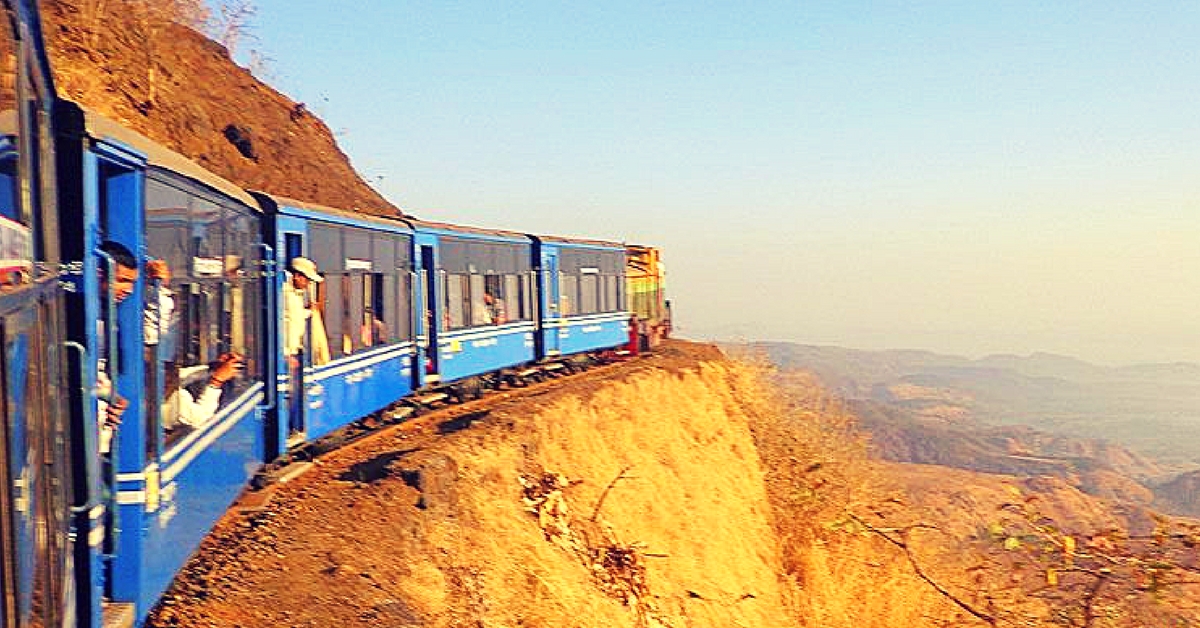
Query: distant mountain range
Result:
<box><xmin>738</xmin><ymin>341</ymin><xmax>1200</xmax><ymax>517</ymax></box>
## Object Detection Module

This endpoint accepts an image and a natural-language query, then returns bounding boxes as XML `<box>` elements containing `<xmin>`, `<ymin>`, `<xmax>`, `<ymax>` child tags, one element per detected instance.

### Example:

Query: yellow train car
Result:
<box><xmin>625</xmin><ymin>244</ymin><xmax>671</xmax><ymax>351</ymax></box>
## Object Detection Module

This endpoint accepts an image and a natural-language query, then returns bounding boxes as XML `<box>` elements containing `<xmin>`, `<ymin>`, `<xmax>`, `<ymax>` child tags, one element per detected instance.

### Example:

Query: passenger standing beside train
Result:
<box><xmin>283</xmin><ymin>256</ymin><xmax>323</xmax><ymax>436</ymax></box>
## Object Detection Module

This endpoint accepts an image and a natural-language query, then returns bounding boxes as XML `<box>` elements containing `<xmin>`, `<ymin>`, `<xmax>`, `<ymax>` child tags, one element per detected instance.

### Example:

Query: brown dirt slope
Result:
<box><xmin>148</xmin><ymin>342</ymin><xmax>792</xmax><ymax>628</ymax></box>
<box><xmin>41</xmin><ymin>0</ymin><xmax>400</xmax><ymax>216</ymax></box>
<box><xmin>145</xmin><ymin>343</ymin><xmax>1200</xmax><ymax>628</ymax></box>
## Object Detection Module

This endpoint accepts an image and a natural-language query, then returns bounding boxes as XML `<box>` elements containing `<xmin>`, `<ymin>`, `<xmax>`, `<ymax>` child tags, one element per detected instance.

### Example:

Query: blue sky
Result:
<box><xmin>246</xmin><ymin>1</ymin><xmax>1200</xmax><ymax>365</ymax></box>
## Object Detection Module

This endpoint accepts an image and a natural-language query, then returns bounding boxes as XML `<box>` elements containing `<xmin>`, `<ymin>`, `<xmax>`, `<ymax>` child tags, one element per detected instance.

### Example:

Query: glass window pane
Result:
<box><xmin>469</xmin><ymin>274</ymin><xmax>488</xmax><ymax>326</ymax></box>
<box><xmin>373</xmin><ymin>235</ymin><xmax>395</xmax><ymax>270</ymax></box>
<box><xmin>381</xmin><ymin>273</ymin><xmax>397</xmax><ymax>343</ymax></box>
<box><xmin>581</xmin><ymin>274</ymin><xmax>598</xmax><ymax>314</ymax></box>
<box><xmin>191</xmin><ymin>198</ymin><xmax>222</xmax><ymax>263</ymax></box>
<box><xmin>503</xmin><ymin>275</ymin><xmax>520</xmax><ymax>322</ymax></box>
<box><xmin>340</xmin><ymin>275</ymin><xmax>354</xmax><ymax>355</ymax></box>
<box><xmin>522</xmin><ymin>274</ymin><xmax>532</xmax><ymax>320</ymax></box>
<box><xmin>560</xmin><ymin>273</ymin><xmax>576</xmax><ymax>316</ymax></box>
<box><xmin>344</xmin><ymin>228</ymin><xmax>370</xmax><ymax>269</ymax></box>
<box><xmin>446</xmin><ymin>274</ymin><xmax>465</xmax><ymax>330</ymax></box>
<box><xmin>322</xmin><ymin>274</ymin><xmax>343</xmax><ymax>359</ymax></box>
<box><xmin>396</xmin><ymin>271</ymin><xmax>411</xmax><ymax>339</ymax></box>
<box><xmin>144</xmin><ymin>178</ymin><xmax>191</xmax><ymax>277</ymax></box>
<box><xmin>308</xmin><ymin>223</ymin><xmax>341</xmax><ymax>274</ymax></box>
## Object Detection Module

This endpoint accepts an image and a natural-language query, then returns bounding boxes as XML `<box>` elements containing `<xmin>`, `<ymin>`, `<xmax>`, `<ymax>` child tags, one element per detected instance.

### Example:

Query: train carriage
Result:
<box><xmin>257</xmin><ymin>195</ymin><xmax>418</xmax><ymax>447</ymax></box>
<box><xmin>54</xmin><ymin>105</ymin><xmax>270</xmax><ymax>627</ymax></box>
<box><xmin>409</xmin><ymin>220</ymin><xmax>538</xmax><ymax>389</ymax></box>
<box><xmin>1</xmin><ymin>1</ymin><xmax>75</xmax><ymax>627</ymax></box>
<box><xmin>533</xmin><ymin>236</ymin><xmax>629</xmax><ymax>359</ymax></box>
<box><xmin>624</xmin><ymin>244</ymin><xmax>671</xmax><ymax>352</ymax></box>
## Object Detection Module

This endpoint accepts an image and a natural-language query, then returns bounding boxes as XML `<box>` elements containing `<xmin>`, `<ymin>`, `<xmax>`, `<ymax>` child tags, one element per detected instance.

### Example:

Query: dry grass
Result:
<box><xmin>727</xmin><ymin>352</ymin><xmax>995</xmax><ymax>628</ymax></box>
<box><xmin>445</xmin><ymin>358</ymin><xmax>795</xmax><ymax>627</ymax></box>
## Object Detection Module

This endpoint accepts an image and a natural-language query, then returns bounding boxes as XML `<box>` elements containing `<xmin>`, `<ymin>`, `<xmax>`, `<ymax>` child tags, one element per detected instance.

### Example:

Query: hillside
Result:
<box><xmin>745</xmin><ymin>341</ymin><xmax>1200</xmax><ymax>521</ymax></box>
<box><xmin>150</xmin><ymin>343</ymin><xmax>794</xmax><ymax>627</ymax></box>
<box><xmin>41</xmin><ymin>0</ymin><xmax>401</xmax><ymax>216</ymax></box>
<box><xmin>1154</xmin><ymin>470</ymin><xmax>1200</xmax><ymax>517</ymax></box>
<box><xmin>143</xmin><ymin>343</ymin><xmax>1200</xmax><ymax>628</ymax></box>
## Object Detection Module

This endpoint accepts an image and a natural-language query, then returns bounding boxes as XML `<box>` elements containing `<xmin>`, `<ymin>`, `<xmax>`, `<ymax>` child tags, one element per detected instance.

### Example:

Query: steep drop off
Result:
<box><xmin>41</xmin><ymin>0</ymin><xmax>401</xmax><ymax>215</ymax></box>
<box><xmin>150</xmin><ymin>344</ymin><xmax>793</xmax><ymax>628</ymax></box>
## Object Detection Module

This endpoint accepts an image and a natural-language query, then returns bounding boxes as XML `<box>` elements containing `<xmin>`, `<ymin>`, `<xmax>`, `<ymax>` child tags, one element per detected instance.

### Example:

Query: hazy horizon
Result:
<box><xmin>248</xmin><ymin>2</ymin><xmax>1199</xmax><ymax>366</ymax></box>
<box><xmin>705</xmin><ymin>334</ymin><xmax>1200</xmax><ymax>370</ymax></box>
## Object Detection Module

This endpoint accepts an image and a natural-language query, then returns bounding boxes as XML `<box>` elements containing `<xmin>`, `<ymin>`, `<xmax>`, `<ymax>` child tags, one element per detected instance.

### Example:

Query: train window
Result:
<box><xmin>307</xmin><ymin>224</ymin><xmax>340</xmax><ymax>274</ymax></box>
<box><xmin>192</xmin><ymin>198</ymin><xmax>222</xmax><ymax>260</ymax></box>
<box><xmin>605</xmin><ymin>275</ymin><xmax>619</xmax><ymax>312</ymax></box>
<box><xmin>339</xmin><ymin>275</ymin><xmax>352</xmax><ymax>356</ymax></box>
<box><xmin>469</xmin><ymin>274</ymin><xmax>487</xmax><ymax>326</ymax></box>
<box><xmin>344</xmin><ymin>228</ymin><xmax>370</xmax><ymax>266</ymax></box>
<box><xmin>347</xmin><ymin>272</ymin><xmax>364</xmax><ymax>351</ymax></box>
<box><xmin>380</xmin><ymin>273</ymin><xmax>398</xmax><ymax>343</ymax></box>
<box><xmin>0</xmin><ymin>155</ymin><xmax>15</xmax><ymax>221</ymax></box>
<box><xmin>522</xmin><ymin>274</ymin><xmax>533</xmax><ymax>320</ymax></box>
<box><xmin>394</xmin><ymin>271</ymin><xmax>411</xmax><ymax>340</ymax></box>
<box><xmin>320</xmin><ymin>272</ymin><xmax>343</xmax><ymax>360</ymax></box>
<box><xmin>0</xmin><ymin>57</ymin><xmax>32</xmax><ymax>291</ymax></box>
<box><xmin>560</xmin><ymin>273</ymin><xmax>576</xmax><ymax>316</ymax></box>
<box><xmin>145</xmin><ymin>182</ymin><xmax>190</xmax><ymax>280</ymax></box>
<box><xmin>445</xmin><ymin>273</ymin><xmax>466</xmax><ymax>330</ymax></box>
<box><xmin>580</xmin><ymin>272</ymin><xmax>599</xmax><ymax>314</ymax></box>
<box><xmin>360</xmin><ymin>274</ymin><xmax>385</xmax><ymax>346</ymax></box>
<box><xmin>145</xmin><ymin>174</ymin><xmax>263</xmax><ymax>450</ymax></box>
<box><xmin>503</xmin><ymin>274</ymin><xmax>520</xmax><ymax>322</ymax></box>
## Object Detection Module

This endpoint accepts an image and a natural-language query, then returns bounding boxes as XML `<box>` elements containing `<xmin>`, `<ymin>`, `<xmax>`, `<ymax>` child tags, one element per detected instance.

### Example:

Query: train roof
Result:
<box><xmin>406</xmin><ymin>218</ymin><xmax>531</xmax><ymax>242</ymax></box>
<box><xmin>82</xmin><ymin>109</ymin><xmax>258</xmax><ymax>209</ymax></box>
<box><xmin>256</xmin><ymin>193</ymin><xmax>410</xmax><ymax>231</ymax></box>
<box><xmin>535</xmin><ymin>234</ymin><xmax>626</xmax><ymax>249</ymax></box>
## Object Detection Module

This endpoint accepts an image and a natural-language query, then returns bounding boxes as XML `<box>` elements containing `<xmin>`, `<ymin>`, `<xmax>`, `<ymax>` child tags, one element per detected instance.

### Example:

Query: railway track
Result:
<box><xmin>240</xmin><ymin>354</ymin><xmax>635</xmax><ymax>510</ymax></box>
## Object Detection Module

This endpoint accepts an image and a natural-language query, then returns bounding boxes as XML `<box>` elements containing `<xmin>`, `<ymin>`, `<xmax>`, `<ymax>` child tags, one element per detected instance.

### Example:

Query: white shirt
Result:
<box><xmin>162</xmin><ymin>385</ymin><xmax>223</xmax><ymax>430</ymax></box>
<box><xmin>283</xmin><ymin>281</ymin><xmax>310</xmax><ymax>356</ymax></box>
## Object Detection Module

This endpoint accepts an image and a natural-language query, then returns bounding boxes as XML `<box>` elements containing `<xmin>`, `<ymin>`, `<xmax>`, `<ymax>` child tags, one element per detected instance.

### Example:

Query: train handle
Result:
<box><xmin>63</xmin><ymin>341</ymin><xmax>104</xmax><ymax>514</ymax></box>
<box><xmin>254</xmin><ymin>242</ymin><xmax>278</xmax><ymax>412</ymax></box>
<box><xmin>95</xmin><ymin>249</ymin><xmax>121</xmax><ymax>548</ymax></box>
<box><xmin>95</xmin><ymin>250</ymin><xmax>119</xmax><ymax>402</ymax></box>
<box><xmin>148</xmin><ymin>276</ymin><xmax>163</xmax><ymax>459</ymax></box>
<box><xmin>409</xmin><ymin>270</ymin><xmax>419</xmax><ymax>347</ymax></box>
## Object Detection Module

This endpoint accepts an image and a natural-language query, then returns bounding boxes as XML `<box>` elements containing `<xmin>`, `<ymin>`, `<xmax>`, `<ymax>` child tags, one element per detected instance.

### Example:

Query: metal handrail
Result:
<box><xmin>254</xmin><ymin>243</ymin><xmax>277</xmax><ymax>412</ymax></box>
<box><xmin>148</xmin><ymin>276</ymin><xmax>163</xmax><ymax>460</ymax></box>
<box><xmin>62</xmin><ymin>341</ymin><xmax>99</xmax><ymax>514</ymax></box>
<box><xmin>94</xmin><ymin>249</ymin><xmax>121</xmax><ymax>563</ymax></box>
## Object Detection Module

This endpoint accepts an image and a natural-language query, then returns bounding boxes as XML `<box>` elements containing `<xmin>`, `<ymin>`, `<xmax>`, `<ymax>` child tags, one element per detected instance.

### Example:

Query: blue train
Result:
<box><xmin>1</xmin><ymin>3</ymin><xmax>649</xmax><ymax>627</ymax></box>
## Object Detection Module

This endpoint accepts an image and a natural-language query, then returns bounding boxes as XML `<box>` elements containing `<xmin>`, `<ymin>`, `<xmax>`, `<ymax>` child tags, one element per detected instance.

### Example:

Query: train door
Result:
<box><xmin>540</xmin><ymin>249</ymin><xmax>561</xmax><ymax>356</ymax></box>
<box><xmin>417</xmin><ymin>242</ymin><xmax>440</xmax><ymax>384</ymax></box>
<box><xmin>83</xmin><ymin>139</ymin><xmax>149</xmax><ymax>610</ymax></box>
<box><xmin>276</xmin><ymin>219</ymin><xmax>307</xmax><ymax>446</ymax></box>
